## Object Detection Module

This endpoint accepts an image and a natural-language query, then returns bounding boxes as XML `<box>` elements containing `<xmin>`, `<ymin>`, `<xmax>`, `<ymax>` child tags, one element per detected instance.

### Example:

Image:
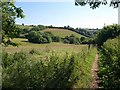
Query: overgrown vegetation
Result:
<box><xmin>95</xmin><ymin>24</ymin><xmax>120</xmax><ymax>89</ymax></box>
<box><xmin>2</xmin><ymin>1</ymin><xmax>120</xmax><ymax>89</ymax></box>
<box><xmin>62</xmin><ymin>34</ymin><xmax>81</xmax><ymax>44</ymax></box>
<box><xmin>26</xmin><ymin>30</ymin><xmax>86</xmax><ymax>44</ymax></box>
<box><xmin>98</xmin><ymin>36</ymin><xmax>120</xmax><ymax>89</ymax></box>
<box><xmin>2</xmin><ymin>47</ymin><xmax>97</xmax><ymax>89</ymax></box>
<box><xmin>95</xmin><ymin>24</ymin><xmax>120</xmax><ymax>46</ymax></box>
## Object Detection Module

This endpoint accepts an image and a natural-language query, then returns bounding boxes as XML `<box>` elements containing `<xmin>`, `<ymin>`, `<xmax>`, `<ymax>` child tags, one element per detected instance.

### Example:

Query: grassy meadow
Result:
<box><xmin>3</xmin><ymin>38</ymin><xmax>87</xmax><ymax>54</ymax></box>
<box><xmin>2</xmin><ymin>1</ymin><xmax>120</xmax><ymax>89</ymax></box>
<box><xmin>43</xmin><ymin>28</ymin><xmax>84</xmax><ymax>38</ymax></box>
<box><xmin>17</xmin><ymin>25</ymin><xmax>33</xmax><ymax>30</ymax></box>
<box><xmin>2</xmin><ymin>37</ymin><xmax>97</xmax><ymax>88</ymax></box>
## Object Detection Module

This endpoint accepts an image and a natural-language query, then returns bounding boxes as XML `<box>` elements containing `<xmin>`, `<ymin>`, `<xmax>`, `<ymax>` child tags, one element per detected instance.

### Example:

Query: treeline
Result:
<box><xmin>16</xmin><ymin>25</ymin><xmax>47</xmax><ymax>38</ymax></box>
<box><xmin>17</xmin><ymin>24</ymin><xmax>99</xmax><ymax>39</ymax></box>
<box><xmin>16</xmin><ymin>24</ymin><xmax>120</xmax><ymax>46</ymax></box>
<box><xmin>94</xmin><ymin>24</ymin><xmax>120</xmax><ymax>46</ymax></box>
<box><xmin>26</xmin><ymin>31</ymin><xmax>85</xmax><ymax>44</ymax></box>
<box><xmin>47</xmin><ymin>25</ymin><xmax>98</xmax><ymax>37</ymax></box>
<box><xmin>46</xmin><ymin>25</ymin><xmax>98</xmax><ymax>38</ymax></box>
<box><xmin>73</xmin><ymin>28</ymin><xmax>97</xmax><ymax>37</ymax></box>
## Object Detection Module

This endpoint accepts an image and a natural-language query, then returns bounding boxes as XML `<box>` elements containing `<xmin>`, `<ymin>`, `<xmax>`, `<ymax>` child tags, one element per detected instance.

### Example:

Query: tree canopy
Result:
<box><xmin>95</xmin><ymin>24</ymin><xmax>120</xmax><ymax>46</ymax></box>
<box><xmin>2</xmin><ymin>1</ymin><xmax>25</xmax><ymax>46</ymax></box>
<box><xmin>75</xmin><ymin>0</ymin><xmax>119</xmax><ymax>9</ymax></box>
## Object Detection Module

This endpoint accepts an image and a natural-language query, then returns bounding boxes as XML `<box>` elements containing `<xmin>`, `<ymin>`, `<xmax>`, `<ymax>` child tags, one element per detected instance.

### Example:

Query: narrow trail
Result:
<box><xmin>90</xmin><ymin>53</ymin><xmax>99</xmax><ymax>89</ymax></box>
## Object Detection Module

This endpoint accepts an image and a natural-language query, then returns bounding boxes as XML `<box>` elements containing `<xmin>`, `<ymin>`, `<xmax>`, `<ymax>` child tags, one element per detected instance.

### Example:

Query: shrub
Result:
<box><xmin>98</xmin><ymin>36</ymin><xmax>120</xmax><ymax>89</ymax></box>
<box><xmin>2</xmin><ymin>47</ymin><xmax>97</xmax><ymax>89</ymax></box>
<box><xmin>96</xmin><ymin>24</ymin><xmax>120</xmax><ymax>46</ymax></box>
<box><xmin>13</xmin><ymin>52</ymin><xmax>27</xmax><ymax>61</ymax></box>
<box><xmin>62</xmin><ymin>35</ymin><xmax>81</xmax><ymax>44</ymax></box>
<box><xmin>80</xmin><ymin>37</ymin><xmax>85</xmax><ymax>42</ymax></box>
<box><xmin>29</xmin><ymin>49</ymin><xmax>39</xmax><ymax>55</ymax></box>
<box><xmin>2</xmin><ymin>52</ymin><xmax>13</xmax><ymax>68</ymax></box>
<box><xmin>52</xmin><ymin>36</ymin><xmax>61</xmax><ymax>42</ymax></box>
<box><xmin>27</xmin><ymin>31</ymin><xmax>52</xmax><ymax>44</ymax></box>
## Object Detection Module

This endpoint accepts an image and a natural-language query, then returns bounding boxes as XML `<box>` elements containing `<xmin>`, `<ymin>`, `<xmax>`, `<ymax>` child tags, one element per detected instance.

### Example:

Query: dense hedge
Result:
<box><xmin>98</xmin><ymin>36</ymin><xmax>120</xmax><ymax>89</ymax></box>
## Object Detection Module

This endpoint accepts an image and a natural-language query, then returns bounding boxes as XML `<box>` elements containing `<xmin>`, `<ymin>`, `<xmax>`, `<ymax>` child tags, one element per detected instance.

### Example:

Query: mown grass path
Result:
<box><xmin>90</xmin><ymin>53</ymin><xmax>99</xmax><ymax>89</ymax></box>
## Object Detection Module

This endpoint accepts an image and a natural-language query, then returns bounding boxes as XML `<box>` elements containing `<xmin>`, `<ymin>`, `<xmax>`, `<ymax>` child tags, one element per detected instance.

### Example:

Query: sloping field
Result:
<box><xmin>17</xmin><ymin>25</ymin><xmax>33</xmax><ymax>30</ymax></box>
<box><xmin>43</xmin><ymin>28</ymin><xmax>84</xmax><ymax>38</ymax></box>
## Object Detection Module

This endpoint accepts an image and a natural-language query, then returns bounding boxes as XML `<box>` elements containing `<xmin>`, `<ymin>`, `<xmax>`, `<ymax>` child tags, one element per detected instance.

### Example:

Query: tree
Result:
<box><xmin>75</xmin><ymin>0</ymin><xmax>119</xmax><ymax>9</ymax></box>
<box><xmin>95</xmin><ymin>24</ymin><xmax>120</xmax><ymax>46</ymax></box>
<box><xmin>27</xmin><ymin>31</ymin><xmax>52</xmax><ymax>44</ymax></box>
<box><xmin>22</xmin><ymin>23</ymin><xmax>24</xmax><ymax>26</ymax></box>
<box><xmin>52</xmin><ymin>36</ymin><xmax>61</xmax><ymax>42</ymax></box>
<box><xmin>30</xmin><ymin>26</ymin><xmax>40</xmax><ymax>31</ymax></box>
<box><xmin>80</xmin><ymin>37</ymin><xmax>85</xmax><ymax>42</ymax></box>
<box><xmin>2</xmin><ymin>1</ymin><xmax>25</xmax><ymax>46</ymax></box>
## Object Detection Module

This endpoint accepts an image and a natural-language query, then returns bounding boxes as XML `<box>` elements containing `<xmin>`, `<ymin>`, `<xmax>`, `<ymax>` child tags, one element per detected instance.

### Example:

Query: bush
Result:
<box><xmin>29</xmin><ymin>49</ymin><xmax>39</xmax><ymax>55</ymax></box>
<box><xmin>27</xmin><ymin>31</ymin><xmax>52</xmax><ymax>44</ymax></box>
<box><xmin>80</xmin><ymin>37</ymin><xmax>85</xmax><ymax>42</ymax></box>
<box><xmin>52</xmin><ymin>36</ymin><xmax>61</xmax><ymax>42</ymax></box>
<box><xmin>98</xmin><ymin>36</ymin><xmax>120</xmax><ymax>89</ymax></box>
<box><xmin>2</xmin><ymin>52</ymin><xmax>13</xmax><ymax>68</ymax></box>
<box><xmin>2</xmin><ymin>51</ymin><xmax>27</xmax><ymax>69</ymax></box>
<box><xmin>2</xmin><ymin>52</ymin><xmax>80</xmax><ymax>89</ymax></box>
<box><xmin>62</xmin><ymin>35</ymin><xmax>81</xmax><ymax>44</ymax></box>
<box><xmin>2</xmin><ymin>47</ymin><xmax>96</xmax><ymax>89</ymax></box>
<box><xmin>96</xmin><ymin>24</ymin><xmax>120</xmax><ymax>46</ymax></box>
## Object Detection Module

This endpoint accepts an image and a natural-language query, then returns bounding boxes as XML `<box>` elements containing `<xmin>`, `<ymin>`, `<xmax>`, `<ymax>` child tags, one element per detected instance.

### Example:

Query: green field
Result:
<box><xmin>3</xmin><ymin>38</ymin><xmax>89</xmax><ymax>61</ymax></box>
<box><xmin>17</xmin><ymin>25</ymin><xmax>83</xmax><ymax>38</ymax></box>
<box><xmin>43</xmin><ymin>28</ymin><xmax>84</xmax><ymax>38</ymax></box>
<box><xmin>17</xmin><ymin>25</ymin><xmax>33</xmax><ymax>30</ymax></box>
<box><xmin>3</xmin><ymin>1</ymin><xmax>120</xmax><ymax>89</ymax></box>
<box><xmin>2</xmin><ymin>38</ymin><xmax>97</xmax><ymax>88</ymax></box>
<box><xmin>3</xmin><ymin>38</ymin><xmax>87</xmax><ymax>54</ymax></box>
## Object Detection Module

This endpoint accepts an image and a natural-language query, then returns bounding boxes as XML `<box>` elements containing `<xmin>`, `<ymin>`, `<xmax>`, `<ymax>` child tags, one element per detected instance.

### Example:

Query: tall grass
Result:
<box><xmin>2</xmin><ymin>46</ymin><xmax>97</xmax><ymax>89</ymax></box>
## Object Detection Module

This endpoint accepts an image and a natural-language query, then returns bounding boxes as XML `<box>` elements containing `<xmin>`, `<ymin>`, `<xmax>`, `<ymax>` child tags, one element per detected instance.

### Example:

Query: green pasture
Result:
<box><xmin>43</xmin><ymin>28</ymin><xmax>84</xmax><ymax>38</ymax></box>
<box><xmin>17</xmin><ymin>25</ymin><xmax>33</xmax><ymax>30</ymax></box>
<box><xmin>2</xmin><ymin>38</ymin><xmax>97</xmax><ymax>88</ymax></box>
<box><xmin>3</xmin><ymin>38</ymin><xmax>87</xmax><ymax>54</ymax></box>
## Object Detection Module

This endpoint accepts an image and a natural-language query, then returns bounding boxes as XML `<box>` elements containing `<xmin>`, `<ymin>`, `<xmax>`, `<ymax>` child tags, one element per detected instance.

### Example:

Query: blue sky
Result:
<box><xmin>15</xmin><ymin>1</ymin><xmax>118</xmax><ymax>29</ymax></box>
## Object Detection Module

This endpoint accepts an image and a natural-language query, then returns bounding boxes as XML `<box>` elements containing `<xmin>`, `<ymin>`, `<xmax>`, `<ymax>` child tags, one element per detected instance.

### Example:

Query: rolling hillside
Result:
<box><xmin>43</xmin><ymin>28</ymin><xmax>85</xmax><ymax>38</ymax></box>
<box><xmin>17</xmin><ymin>25</ymin><xmax>86</xmax><ymax>38</ymax></box>
<box><xmin>17</xmin><ymin>24</ymin><xmax>34</xmax><ymax>30</ymax></box>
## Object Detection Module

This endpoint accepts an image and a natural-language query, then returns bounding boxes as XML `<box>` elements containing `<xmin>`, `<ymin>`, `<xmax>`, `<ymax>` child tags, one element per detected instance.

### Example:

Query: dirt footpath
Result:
<box><xmin>90</xmin><ymin>53</ymin><xmax>99</xmax><ymax>89</ymax></box>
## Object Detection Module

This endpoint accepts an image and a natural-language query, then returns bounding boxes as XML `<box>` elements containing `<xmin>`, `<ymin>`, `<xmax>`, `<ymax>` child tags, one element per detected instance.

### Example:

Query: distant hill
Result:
<box><xmin>43</xmin><ymin>28</ymin><xmax>85</xmax><ymax>38</ymax></box>
<box><xmin>16</xmin><ymin>24</ymin><xmax>86</xmax><ymax>38</ymax></box>
<box><xmin>17</xmin><ymin>24</ymin><xmax>34</xmax><ymax>30</ymax></box>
